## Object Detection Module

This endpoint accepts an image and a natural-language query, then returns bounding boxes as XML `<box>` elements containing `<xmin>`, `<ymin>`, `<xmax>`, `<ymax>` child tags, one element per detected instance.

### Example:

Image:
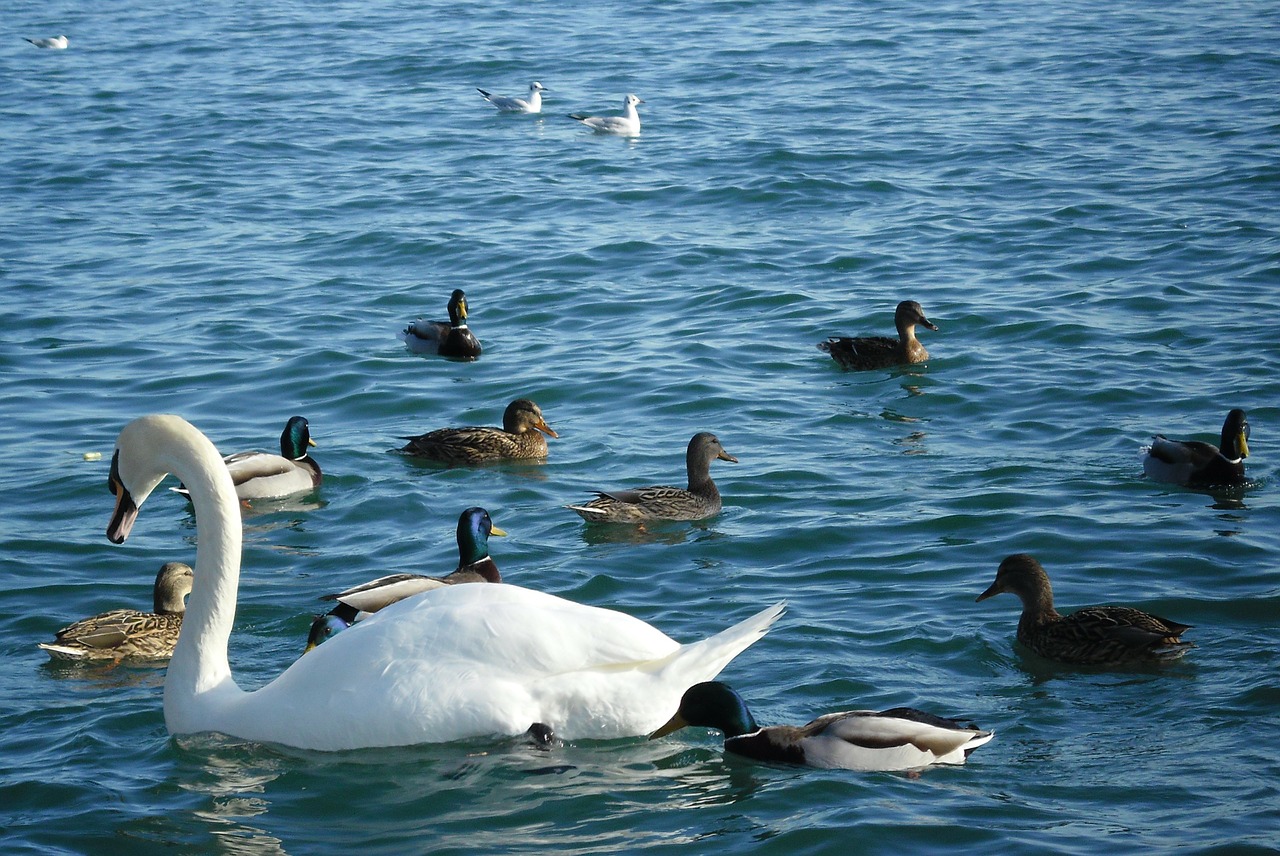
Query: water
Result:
<box><xmin>2</xmin><ymin>0</ymin><xmax>1278</xmax><ymax>852</ymax></box>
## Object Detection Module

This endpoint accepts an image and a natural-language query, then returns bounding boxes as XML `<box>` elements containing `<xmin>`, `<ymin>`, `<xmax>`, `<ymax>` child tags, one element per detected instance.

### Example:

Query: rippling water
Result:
<box><xmin>2</xmin><ymin>1</ymin><xmax>1278</xmax><ymax>853</ymax></box>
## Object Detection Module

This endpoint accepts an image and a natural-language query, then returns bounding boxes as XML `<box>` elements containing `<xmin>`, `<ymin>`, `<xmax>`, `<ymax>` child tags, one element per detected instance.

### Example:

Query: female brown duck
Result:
<box><xmin>39</xmin><ymin>562</ymin><xmax>194</xmax><ymax>662</ymax></box>
<box><xmin>397</xmin><ymin>398</ymin><xmax>557</xmax><ymax>463</ymax></box>
<box><xmin>818</xmin><ymin>300</ymin><xmax>938</xmax><ymax>370</ymax></box>
<box><xmin>567</xmin><ymin>432</ymin><xmax>737</xmax><ymax>523</ymax></box>
<box><xmin>976</xmin><ymin>553</ymin><xmax>1193</xmax><ymax>666</ymax></box>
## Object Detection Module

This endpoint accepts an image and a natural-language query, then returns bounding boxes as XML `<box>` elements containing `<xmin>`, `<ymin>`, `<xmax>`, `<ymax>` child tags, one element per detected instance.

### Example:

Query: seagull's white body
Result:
<box><xmin>25</xmin><ymin>35</ymin><xmax>68</xmax><ymax>49</ymax></box>
<box><xmin>571</xmin><ymin>94</ymin><xmax>643</xmax><ymax>136</ymax></box>
<box><xmin>478</xmin><ymin>81</ymin><xmax>546</xmax><ymax>114</ymax></box>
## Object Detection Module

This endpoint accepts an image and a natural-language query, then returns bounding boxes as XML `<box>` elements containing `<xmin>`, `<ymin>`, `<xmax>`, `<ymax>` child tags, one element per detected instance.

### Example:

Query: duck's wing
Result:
<box><xmin>1147</xmin><ymin>436</ymin><xmax>1221</xmax><ymax>469</ymax></box>
<box><xmin>794</xmin><ymin>708</ymin><xmax>994</xmax><ymax>770</ymax></box>
<box><xmin>323</xmin><ymin>573</ymin><xmax>450</xmax><ymax>613</ymax></box>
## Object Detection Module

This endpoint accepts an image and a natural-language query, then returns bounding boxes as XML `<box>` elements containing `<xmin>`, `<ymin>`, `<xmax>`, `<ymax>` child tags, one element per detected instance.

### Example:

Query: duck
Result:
<box><xmin>304</xmin><ymin>506</ymin><xmax>507</xmax><ymax>651</ymax></box>
<box><xmin>401</xmin><ymin>289</ymin><xmax>482</xmax><ymax>360</ymax></box>
<box><xmin>396</xmin><ymin>398</ymin><xmax>557</xmax><ymax>463</ymax></box>
<box><xmin>478</xmin><ymin>81</ymin><xmax>546</xmax><ymax>114</ymax></box>
<box><xmin>570</xmin><ymin>94</ymin><xmax>643</xmax><ymax>136</ymax></box>
<box><xmin>650</xmin><ymin>681</ymin><xmax>993</xmax><ymax>772</ymax></box>
<box><xmin>1142</xmin><ymin>408</ymin><xmax>1250</xmax><ymax>487</ymax></box>
<box><xmin>39</xmin><ymin>562</ymin><xmax>194</xmax><ymax>662</ymax></box>
<box><xmin>818</xmin><ymin>300</ymin><xmax>938</xmax><ymax>370</ymax></box>
<box><xmin>104</xmin><ymin>414</ymin><xmax>785</xmax><ymax>750</ymax></box>
<box><xmin>976</xmin><ymin>553</ymin><xmax>1194</xmax><ymax>666</ymax></box>
<box><xmin>183</xmin><ymin>415</ymin><xmax>321</xmax><ymax>502</ymax></box>
<box><xmin>567</xmin><ymin>432</ymin><xmax>737</xmax><ymax>523</ymax></box>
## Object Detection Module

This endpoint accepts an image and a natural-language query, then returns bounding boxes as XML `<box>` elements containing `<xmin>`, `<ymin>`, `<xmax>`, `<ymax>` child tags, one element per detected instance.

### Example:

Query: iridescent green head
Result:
<box><xmin>650</xmin><ymin>681</ymin><xmax>760</xmax><ymax>740</ymax></box>
<box><xmin>280</xmin><ymin>416</ymin><xmax>315</xmax><ymax>461</ymax></box>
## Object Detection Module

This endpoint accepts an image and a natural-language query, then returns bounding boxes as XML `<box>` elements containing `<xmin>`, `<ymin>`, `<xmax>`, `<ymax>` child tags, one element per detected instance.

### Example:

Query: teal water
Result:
<box><xmin>3</xmin><ymin>0</ymin><xmax>1278</xmax><ymax>852</ymax></box>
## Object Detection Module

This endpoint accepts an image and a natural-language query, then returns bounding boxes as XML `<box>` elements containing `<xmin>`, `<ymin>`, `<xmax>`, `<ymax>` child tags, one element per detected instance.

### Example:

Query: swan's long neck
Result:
<box><xmin>163</xmin><ymin>423</ymin><xmax>246</xmax><ymax>728</ymax></box>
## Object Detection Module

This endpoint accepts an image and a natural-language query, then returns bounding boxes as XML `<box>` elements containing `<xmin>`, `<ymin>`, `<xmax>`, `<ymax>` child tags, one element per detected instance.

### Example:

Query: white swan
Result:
<box><xmin>106</xmin><ymin>415</ymin><xmax>784</xmax><ymax>751</ymax></box>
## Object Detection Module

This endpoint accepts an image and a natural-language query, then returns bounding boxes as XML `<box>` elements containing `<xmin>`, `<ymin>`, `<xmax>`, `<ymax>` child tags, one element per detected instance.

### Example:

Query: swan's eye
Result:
<box><xmin>107</xmin><ymin>450</ymin><xmax>123</xmax><ymax>497</ymax></box>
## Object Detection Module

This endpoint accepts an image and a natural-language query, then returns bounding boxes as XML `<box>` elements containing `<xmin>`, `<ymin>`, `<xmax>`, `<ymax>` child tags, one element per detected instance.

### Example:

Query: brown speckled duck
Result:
<box><xmin>650</xmin><ymin>681</ymin><xmax>994</xmax><ymax>772</ymax></box>
<box><xmin>976</xmin><ymin>553</ymin><xmax>1194</xmax><ymax>666</ymax></box>
<box><xmin>818</xmin><ymin>300</ymin><xmax>938</xmax><ymax>370</ymax></box>
<box><xmin>567</xmin><ymin>432</ymin><xmax>738</xmax><ymax>523</ymax></box>
<box><xmin>1143</xmin><ymin>408</ymin><xmax>1249</xmax><ymax>487</ymax></box>
<box><xmin>397</xmin><ymin>398</ymin><xmax>557</xmax><ymax>464</ymax></box>
<box><xmin>39</xmin><ymin>562</ymin><xmax>194</xmax><ymax>662</ymax></box>
<box><xmin>401</xmin><ymin>289</ymin><xmax>482</xmax><ymax>360</ymax></box>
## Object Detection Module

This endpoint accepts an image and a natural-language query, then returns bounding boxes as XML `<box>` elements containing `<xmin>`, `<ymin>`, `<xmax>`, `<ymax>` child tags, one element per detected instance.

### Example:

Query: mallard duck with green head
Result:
<box><xmin>305</xmin><ymin>507</ymin><xmax>506</xmax><ymax>651</ymax></box>
<box><xmin>179</xmin><ymin>416</ymin><xmax>321</xmax><ymax>502</ymax></box>
<box><xmin>818</xmin><ymin>300</ymin><xmax>938</xmax><ymax>371</ymax></box>
<box><xmin>396</xmin><ymin>398</ymin><xmax>557</xmax><ymax>464</ymax></box>
<box><xmin>39</xmin><ymin>562</ymin><xmax>194</xmax><ymax>662</ymax></box>
<box><xmin>976</xmin><ymin>553</ymin><xmax>1194</xmax><ymax>666</ymax></box>
<box><xmin>1142</xmin><ymin>408</ymin><xmax>1250</xmax><ymax>487</ymax></box>
<box><xmin>401</xmin><ymin>289</ymin><xmax>482</xmax><ymax>360</ymax></box>
<box><xmin>651</xmin><ymin>681</ymin><xmax>993</xmax><ymax>772</ymax></box>
<box><xmin>567</xmin><ymin>432</ymin><xmax>737</xmax><ymax>523</ymax></box>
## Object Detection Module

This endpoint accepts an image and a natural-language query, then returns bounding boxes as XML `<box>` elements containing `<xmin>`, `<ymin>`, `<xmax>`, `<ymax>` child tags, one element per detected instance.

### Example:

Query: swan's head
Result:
<box><xmin>107</xmin><ymin>414</ymin><xmax>221</xmax><ymax>544</ymax></box>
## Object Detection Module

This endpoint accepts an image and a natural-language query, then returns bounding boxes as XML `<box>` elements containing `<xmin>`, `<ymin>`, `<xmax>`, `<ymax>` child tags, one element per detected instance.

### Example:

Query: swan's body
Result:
<box><xmin>570</xmin><ymin>94</ymin><xmax>643</xmax><ymax>135</ymax></box>
<box><xmin>818</xmin><ymin>300</ymin><xmax>938</xmax><ymax>370</ymax></box>
<box><xmin>401</xmin><ymin>289</ymin><xmax>482</xmax><ymax>360</ymax></box>
<box><xmin>652</xmin><ymin>682</ymin><xmax>993</xmax><ymax>772</ymax></box>
<box><xmin>39</xmin><ymin>562</ymin><xmax>193</xmax><ymax>662</ymax></box>
<box><xmin>106</xmin><ymin>415</ymin><xmax>783</xmax><ymax>750</ymax></box>
<box><xmin>478</xmin><ymin>81</ymin><xmax>546</xmax><ymax>113</ymax></box>
<box><xmin>1142</xmin><ymin>408</ymin><xmax>1249</xmax><ymax>487</ymax></box>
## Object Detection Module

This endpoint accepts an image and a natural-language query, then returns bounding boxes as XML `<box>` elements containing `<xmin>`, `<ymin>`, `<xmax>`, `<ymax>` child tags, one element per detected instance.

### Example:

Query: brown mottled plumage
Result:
<box><xmin>39</xmin><ymin>562</ymin><xmax>194</xmax><ymax>662</ymax></box>
<box><xmin>397</xmin><ymin>398</ymin><xmax>557</xmax><ymax>464</ymax></box>
<box><xmin>976</xmin><ymin>554</ymin><xmax>1194</xmax><ymax>666</ymax></box>
<box><xmin>818</xmin><ymin>300</ymin><xmax>938</xmax><ymax>370</ymax></box>
<box><xmin>566</xmin><ymin>432</ymin><xmax>737</xmax><ymax>523</ymax></box>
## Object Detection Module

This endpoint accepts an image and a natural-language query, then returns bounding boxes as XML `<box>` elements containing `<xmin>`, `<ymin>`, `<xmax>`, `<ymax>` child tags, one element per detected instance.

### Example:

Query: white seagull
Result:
<box><xmin>25</xmin><ymin>35</ymin><xmax>68</xmax><ymax>49</ymax></box>
<box><xmin>570</xmin><ymin>93</ymin><xmax>643</xmax><ymax>136</ymax></box>
<box><xmin>477</xmin><ymin>81</ymin><xmax>546</xmax><ymax>114</ymax></box>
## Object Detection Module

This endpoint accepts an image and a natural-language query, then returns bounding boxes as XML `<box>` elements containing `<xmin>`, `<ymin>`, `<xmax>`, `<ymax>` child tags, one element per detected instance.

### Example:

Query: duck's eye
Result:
<box><xmin>1243</xmin><ymin>423</ymin><xmax>1251</xmax><ymax>440</ymax></box>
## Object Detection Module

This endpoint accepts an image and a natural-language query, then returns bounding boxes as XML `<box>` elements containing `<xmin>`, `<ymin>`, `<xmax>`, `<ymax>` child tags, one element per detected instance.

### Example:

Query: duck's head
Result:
<box><xmin>280</xmin><ymin>416</ymin><xmax>316</xmax><ymax>460</ymax></box>
<box><xmin>688</xmin><ymin>432</ymin><xmax>738</xmax><ymax>467</ymax></box>
<box><xmin>457</xmin><ymin>506</ymin><xmax>507</xmax><ymax>565</ymax></box>
<box><xmin>895</xmin><ymin>300</ymin><xmax>938</xmax><ymax>333</ymax></box>
<box><xmin>447</xmin><ymin>289</ymin><xmax>469</xmax><ymax>326</ymax></box>
<box><xmin>650</xmin><ymin>681</ymin><xmax>760</xmax><ymax>740</ymax></box>
<box><xmin>304</xmin><ymin>613</ymin><xmax>351</xmax><ymax>653</ymax></box>
<box><xmin>503</xmin><ymin>399</ymin><xmax>559</xmax><ymax>438</ymax></box>
<box><xmin>976</xmin><ymin>553</ymin><xmax>1051</xmax><ymax>605</ymax></box>
<box><xmin>1220</xmin><ymin>409</ymin><xmax>1250</xmax><ymax>461</ymax></box>
<box><xmin>108</xmin><ymin>415</ymin><xmax>203</xmax><ymax>544</ymax></box>
<box><xmin>154</xmin><ymin>561</ymin><xmax>195</xmax><ymax>613</ymax></box>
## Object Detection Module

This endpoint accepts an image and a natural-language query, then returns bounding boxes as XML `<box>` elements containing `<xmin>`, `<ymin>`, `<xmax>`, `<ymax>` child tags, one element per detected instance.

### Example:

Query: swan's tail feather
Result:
<box><xmin>663</xmin><ymin>601</ymin><xmax>785</xmax><ymax>684</ymax></box>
